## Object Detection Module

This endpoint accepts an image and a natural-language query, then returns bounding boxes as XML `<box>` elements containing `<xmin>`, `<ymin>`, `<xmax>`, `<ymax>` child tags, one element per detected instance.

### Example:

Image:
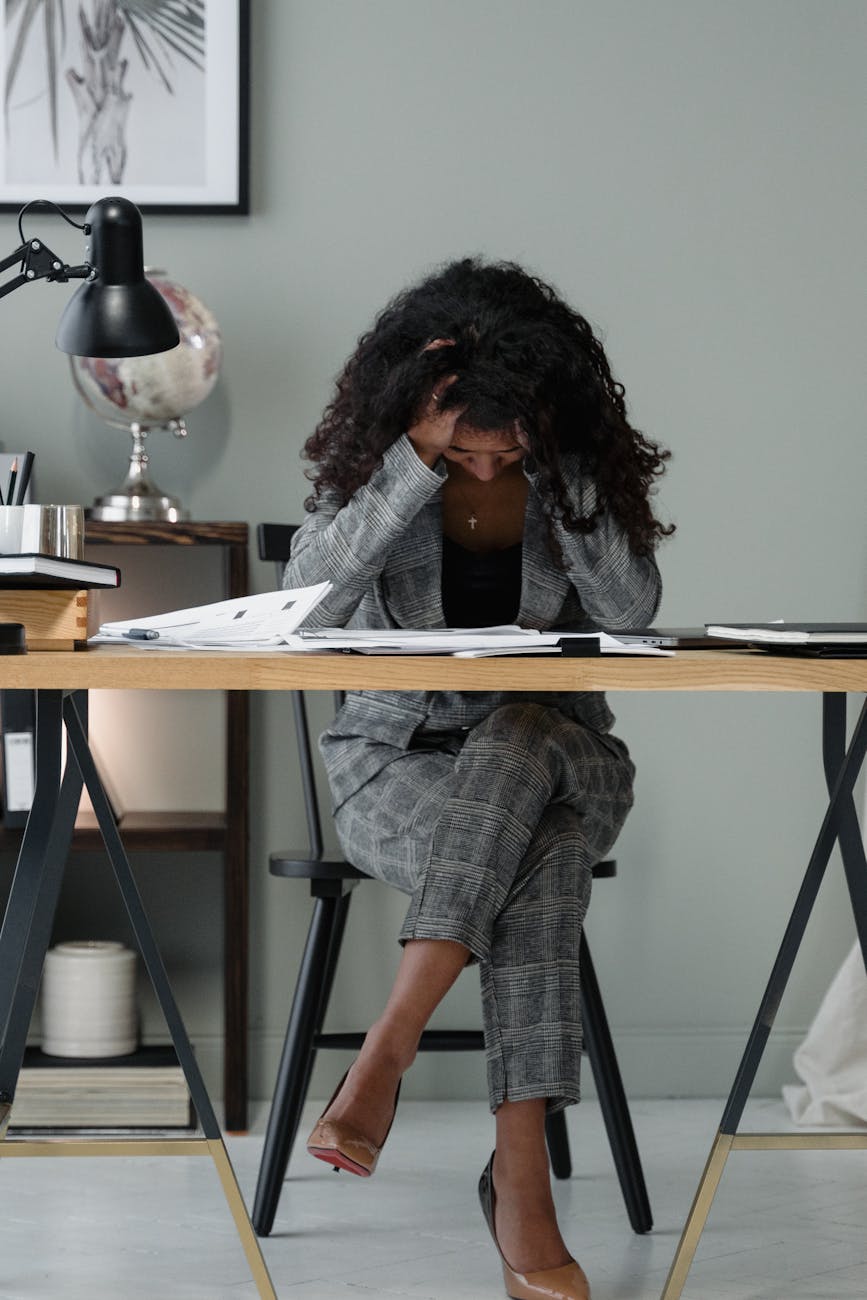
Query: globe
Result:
<box><xmin>71</xmin><ymin>273</ymin><xmax>222</xmax><ymax>521</ymax></box>
<box><xmin>72</xmin><ymin>274</ymin><xmax>222</xmax><ymax>429</ymax></box>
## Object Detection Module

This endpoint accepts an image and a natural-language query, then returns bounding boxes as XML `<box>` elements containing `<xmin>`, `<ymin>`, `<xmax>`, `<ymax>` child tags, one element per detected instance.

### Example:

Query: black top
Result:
<box><xmin>441</xmin><ymin>536</ymin><xmax>523</xmax><ymax>628</ymax></box>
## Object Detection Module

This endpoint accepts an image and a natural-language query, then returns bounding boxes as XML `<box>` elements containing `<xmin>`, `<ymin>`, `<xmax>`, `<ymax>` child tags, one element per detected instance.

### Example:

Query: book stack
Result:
<box><xmin>9</xmin><ymin>1046</ymin><xmax>193</xmax><ymax>1131</ymax></box>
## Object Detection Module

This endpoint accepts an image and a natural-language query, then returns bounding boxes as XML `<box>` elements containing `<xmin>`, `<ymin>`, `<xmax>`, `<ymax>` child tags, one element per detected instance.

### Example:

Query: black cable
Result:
<box><xmin>16</xmin><ymin>199</ymin><xmax>90</xmax><ymax>246</ymax></box>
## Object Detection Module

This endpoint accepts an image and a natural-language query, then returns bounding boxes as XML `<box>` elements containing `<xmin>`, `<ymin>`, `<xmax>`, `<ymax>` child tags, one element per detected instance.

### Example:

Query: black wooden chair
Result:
<box><xmin>252</xmin><ymin>523</ymin><xmax>652</xmax><ymax>1239</ymax></box>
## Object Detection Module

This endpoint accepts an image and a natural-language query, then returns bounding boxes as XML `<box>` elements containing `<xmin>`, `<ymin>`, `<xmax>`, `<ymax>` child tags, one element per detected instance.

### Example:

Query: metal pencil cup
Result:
<box><xmin>21</xmin><ymin>505</ymin><xmax>85</xmax><ymax>560</ymax></box>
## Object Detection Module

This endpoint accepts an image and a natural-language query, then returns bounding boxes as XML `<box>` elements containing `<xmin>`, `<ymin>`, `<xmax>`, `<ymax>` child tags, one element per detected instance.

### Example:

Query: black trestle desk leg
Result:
<box><xmin>62</xmin><ymin>693</ymin><xmax>280</xmax><ymax>1299</ymax></box>
<box><xmin>661</xmin><ymin>695</ymin><xmax>867</xmax><ymax>1300</ymax></box>
<box><xmin>719</xmin><ymin>695</ymin><xmax>867</xmax><ymax>1136</ymax></box>
<box><xmin>0</xmin><ymin>692</ymin><xmax>277</xmax><ymax>1299</ymax></box>
<box><xmin>0</xmin><ymin>691</ymin><xmax>80</xmax><ymax>1131</ymax></box>
<box><xmin>62</xmin><ymin>693</ymin><xmax>222</xmax><ymax>1138</ymax></box>
<box><xmin>822</xmin><ymin>694</ymin><xmax>867</xmax><ymax>973</ymax></box>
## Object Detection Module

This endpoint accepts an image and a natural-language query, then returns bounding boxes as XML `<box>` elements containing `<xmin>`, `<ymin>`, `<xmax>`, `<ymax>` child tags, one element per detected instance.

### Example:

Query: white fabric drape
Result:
<box><xmin>783</xmin><ymin>940</ymin><xmax>867</xmax><ymax>1127</ymax></box>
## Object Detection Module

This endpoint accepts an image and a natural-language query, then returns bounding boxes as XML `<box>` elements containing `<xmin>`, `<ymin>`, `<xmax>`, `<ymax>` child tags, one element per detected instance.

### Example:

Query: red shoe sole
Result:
<box><xmin>307</xmin><ymin>1145</ymin><xmax>372</xmax><ymax>1177</ymax></box>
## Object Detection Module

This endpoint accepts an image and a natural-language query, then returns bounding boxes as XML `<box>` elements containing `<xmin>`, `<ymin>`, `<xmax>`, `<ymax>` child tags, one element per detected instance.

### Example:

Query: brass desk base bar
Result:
<box><xmin>732</xmin><ymin>1132</ymin><xmax>867</xmax><ymax>1151</ymax></box>
<box><xmin>661</xmin><ymin>1129</ymin><xmax>867</xmax><ymax>1300</ymax></box>
<box><xmin>0</xmin><ymin>1132</ymin><xmax>277</xmax><ymax>1299</ymax></box>
<box><xmin>0</xmin><ymin>1101</ymin><xmax>10</xmax><ymax>1141</ymax></box>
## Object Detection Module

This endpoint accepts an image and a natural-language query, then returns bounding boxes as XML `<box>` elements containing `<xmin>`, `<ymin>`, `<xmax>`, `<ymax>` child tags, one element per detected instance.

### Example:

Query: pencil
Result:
<box><xmin>6</xmin><ymin>459</ymin><xmax>17</xmax><ymax>509</ymax></box>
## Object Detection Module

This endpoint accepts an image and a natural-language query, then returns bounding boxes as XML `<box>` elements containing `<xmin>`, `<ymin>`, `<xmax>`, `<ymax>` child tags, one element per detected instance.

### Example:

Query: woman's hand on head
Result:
<box><xmin>407</xmin><ymin>375</ymin><xmax>463</xmax><ymax>468</ymax></box>
<box><xmin>514</xmin><ymin>420</ymin><xmax>531</xmax><ymax>453</ymax></box>
<box><xmin>408</xmin><ymin>343</ymin><xmax>463</xmax><ymax>468</ymax></box>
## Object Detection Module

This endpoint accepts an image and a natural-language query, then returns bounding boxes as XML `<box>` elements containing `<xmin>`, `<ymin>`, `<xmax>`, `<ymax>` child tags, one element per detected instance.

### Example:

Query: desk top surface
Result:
<box><xmin>0</xmin><ymin>646</ymin><xmax>864</xmax><ymax>692</ymax></box>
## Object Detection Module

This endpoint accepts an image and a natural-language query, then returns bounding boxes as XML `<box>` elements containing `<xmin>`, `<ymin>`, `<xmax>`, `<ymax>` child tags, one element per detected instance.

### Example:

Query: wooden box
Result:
<box><xmin>0</xmin><ymin>589</ymin><xmax>87</xmax><ymax>651</ymax></box>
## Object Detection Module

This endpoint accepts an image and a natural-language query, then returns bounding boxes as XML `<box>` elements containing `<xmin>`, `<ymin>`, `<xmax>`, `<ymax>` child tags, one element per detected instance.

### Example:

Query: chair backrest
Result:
<box><xmin>258</xmin><ymin>522</ymin><xmax>330</xmax><ymax>860</ymax></box>
<box><xmin>257</xmin><ymin>523</ymin><xmax>298</xmax><ymax>576</ymax></box>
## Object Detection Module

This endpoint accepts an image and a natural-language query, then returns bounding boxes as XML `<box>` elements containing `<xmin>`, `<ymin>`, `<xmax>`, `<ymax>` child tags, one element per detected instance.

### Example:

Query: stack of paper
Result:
<box><xmin>295</xmin><ymin>627</ymin><xmax>671</xmax><ymax>656</ymax></box>
<box><xmin>91</xmin><ymin>584</ymin><xmax>672</xmax><ymax>655</ymax></box>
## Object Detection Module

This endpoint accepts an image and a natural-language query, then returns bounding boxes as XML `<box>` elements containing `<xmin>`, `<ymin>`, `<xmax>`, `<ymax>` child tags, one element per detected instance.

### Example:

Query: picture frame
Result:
<box><xmin>0</xmin><ymin>0</ymin><xmax>250</xmax><ymax>215</ymax></box>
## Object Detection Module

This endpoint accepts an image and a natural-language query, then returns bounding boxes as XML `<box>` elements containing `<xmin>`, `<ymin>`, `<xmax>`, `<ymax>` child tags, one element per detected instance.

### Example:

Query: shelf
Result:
<box><xmin>0</xmin><ymin>811</ymin><xmax>226</xmax><ymax>853</ymax></box>
<box><xmin>85</xmin><ymin>521</ymin><xmax>248</xmax><ymax>547</ymax></box>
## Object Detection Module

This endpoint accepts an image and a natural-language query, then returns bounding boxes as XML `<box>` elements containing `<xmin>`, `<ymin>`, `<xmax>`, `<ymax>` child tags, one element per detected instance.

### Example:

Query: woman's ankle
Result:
<box><xmin>493</xmin><ymin>1143</ymin><xmax>553</xmax><ymax>1200</ymax></box>
<box><xmin>360</xmin><ymin>1017</ymin><xmax>418</xmax><ymax>1076</ymax></box>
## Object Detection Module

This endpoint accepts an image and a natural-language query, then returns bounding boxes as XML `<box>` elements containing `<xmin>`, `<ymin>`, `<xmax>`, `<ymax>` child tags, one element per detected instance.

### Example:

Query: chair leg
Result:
<box><xmin>580</xmin><ymin>931</ymin><xmax>653</xmax><ymax>1233</ymax></box>
<box><xmin>545</xmin><ymin>1109</ymin><xmax>572</xmax><ymax>1179</ymax></box>
<box><xmin>284</xmin><ymin>888</ymin><xmax>353</xmax><ymax>1163</ymax></box>
<box><xmin>252</xmin><ymin>890</ymin><xmax>352</xmax><ymax>1237</ymax></box>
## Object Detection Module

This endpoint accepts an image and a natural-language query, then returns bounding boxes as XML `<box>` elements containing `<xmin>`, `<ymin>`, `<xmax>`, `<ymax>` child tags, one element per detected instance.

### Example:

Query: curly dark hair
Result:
<box><xmin>303</xmin><ymin>258</ymin><xmax>673</xmax><ymax>557</ymax></box>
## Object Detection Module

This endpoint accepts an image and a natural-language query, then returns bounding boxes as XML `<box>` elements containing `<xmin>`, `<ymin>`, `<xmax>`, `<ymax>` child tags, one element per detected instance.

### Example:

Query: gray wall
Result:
<box><xmin>2</xmin><ymin>1</ymin><xmax>865</xmax><ymax>1102</ymax></box>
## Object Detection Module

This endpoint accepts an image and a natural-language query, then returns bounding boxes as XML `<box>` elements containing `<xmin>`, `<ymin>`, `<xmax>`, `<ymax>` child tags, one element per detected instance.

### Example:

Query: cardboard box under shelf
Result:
<box><xmin>0</xmin><ymin>589</ymin><xmax>87</xmax><ymax>650</ymax></box>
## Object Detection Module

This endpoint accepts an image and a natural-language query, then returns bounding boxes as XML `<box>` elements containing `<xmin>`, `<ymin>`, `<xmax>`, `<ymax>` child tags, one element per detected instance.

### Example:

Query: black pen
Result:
<box><xmin>15</xmin><ymin>452</ymin><xmax>34</xmax><ymax>505</ymax></box>
<box><xmin>123</xmin><ymin>628</ymin><xmax>160</xmax><ymax>640</ymax></box>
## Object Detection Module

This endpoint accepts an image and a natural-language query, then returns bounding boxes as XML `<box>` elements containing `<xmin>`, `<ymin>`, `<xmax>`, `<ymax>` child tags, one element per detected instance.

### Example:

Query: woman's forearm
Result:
<box><xmin>285</xmin><ymin>434</ymin><xmax>445</xmax><ymax>627</ymax></box>
<box><xmin>544</xmin><ymin>465</ymin><xmax>663</xmax><ymax>630</ymax></box>
<box><xmin>558</xmin><ymin>516</ymin><xmax>662</xmax><ymax>630</ymax></box>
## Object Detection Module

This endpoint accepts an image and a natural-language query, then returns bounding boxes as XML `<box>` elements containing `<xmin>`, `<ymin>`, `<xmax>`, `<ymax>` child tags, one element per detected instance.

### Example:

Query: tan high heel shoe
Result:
<box><xmin>478</xmin><ymin>1153</ymin><xmax>590</xmax><ymax>1300</ymax></box>
<box><xmin>306</xmin><ymin>1069</ymin><xmax>401</xmax><ymax>1178</ymax></box>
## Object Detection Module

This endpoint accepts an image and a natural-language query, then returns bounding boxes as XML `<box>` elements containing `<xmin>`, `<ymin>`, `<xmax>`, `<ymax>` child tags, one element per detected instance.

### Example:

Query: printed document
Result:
<box><xmin>90</xmin><ymin>584</ymin><xmax>333</xmax><ymax>648</ymax></box>
<box><xmin>91</xmin><ymin>588</ymin><xmax>671</xmax><ymax>655</ymax></box>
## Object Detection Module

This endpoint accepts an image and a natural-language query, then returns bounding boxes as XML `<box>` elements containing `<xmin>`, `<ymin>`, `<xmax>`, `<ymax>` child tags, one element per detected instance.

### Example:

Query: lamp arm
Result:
<box><xmin>0</xmin><ymin>238</ymin><xmax>93</xmax><ymax>302</ymax></box>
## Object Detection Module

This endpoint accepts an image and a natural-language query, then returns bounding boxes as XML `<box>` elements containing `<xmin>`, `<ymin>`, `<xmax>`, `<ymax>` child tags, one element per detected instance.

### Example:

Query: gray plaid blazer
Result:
<box><xmin>284</xmin><ymin>434</ymin><xmax>661</xmax><ymax>808</ymax></box>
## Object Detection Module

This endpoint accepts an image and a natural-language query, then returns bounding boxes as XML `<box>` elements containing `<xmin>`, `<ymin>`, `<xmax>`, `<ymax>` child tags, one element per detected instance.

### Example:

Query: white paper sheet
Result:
<box><xmin>90</xmin><ymin>583</ymin><xmax>333</xmax><ymax>648</ymax></box>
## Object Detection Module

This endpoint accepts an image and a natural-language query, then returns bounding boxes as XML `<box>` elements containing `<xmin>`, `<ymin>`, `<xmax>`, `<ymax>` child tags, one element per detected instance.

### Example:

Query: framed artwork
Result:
<box><xmin>0</xmin><ymin>0</ymin><xmax>250</xmax><ymax>214</ymax></box>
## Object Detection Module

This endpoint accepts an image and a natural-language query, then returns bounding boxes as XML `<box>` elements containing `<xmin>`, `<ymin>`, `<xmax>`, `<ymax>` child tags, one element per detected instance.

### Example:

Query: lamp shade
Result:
<box><xmin>54</xmin><ymin>197</ymin><xmax>180</xmax><ymax>358</ymax></box>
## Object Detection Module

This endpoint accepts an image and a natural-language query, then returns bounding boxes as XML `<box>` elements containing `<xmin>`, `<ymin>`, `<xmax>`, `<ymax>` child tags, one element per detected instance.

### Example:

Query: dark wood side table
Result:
<box><xmin>85</xmin><ymin>519</ymin><xmax>250</xmax><ymax>1131</ymax></box>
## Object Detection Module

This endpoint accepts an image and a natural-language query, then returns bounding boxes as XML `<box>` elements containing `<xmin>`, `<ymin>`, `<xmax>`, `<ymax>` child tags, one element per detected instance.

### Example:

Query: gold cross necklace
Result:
<box><xmin>450</xmin><ymin>479</ymin><xmax>483</xmax><ymax>532</ymax></box>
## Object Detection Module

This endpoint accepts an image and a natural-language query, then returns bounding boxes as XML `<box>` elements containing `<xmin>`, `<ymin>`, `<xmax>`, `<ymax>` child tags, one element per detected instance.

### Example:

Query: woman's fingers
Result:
<box><xmin>431</xmin><ymin>372</ymin><xmax>458</xmax><ymax>405</ymax></box>
<box><xmin>409</xmin><ymin>375</ymin><xmax>465</xmax><ymax>465</ymax></box>
<box><xmin>421</xmin><ymin>337</ymin><xmax>456</xmax><ymax>353</ymax></box>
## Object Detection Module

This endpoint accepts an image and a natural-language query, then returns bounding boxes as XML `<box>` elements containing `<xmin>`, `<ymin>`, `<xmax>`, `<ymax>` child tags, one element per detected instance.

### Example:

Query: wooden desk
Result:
<box><xmin>0</xmin><ymin>644</ymin><xmax>864</xmax><ymax>691</ymax></box>
<box><xmin>0</xmin><ymin>648</ymin><xmax>864</xmax><ymax>1300</ymax></box>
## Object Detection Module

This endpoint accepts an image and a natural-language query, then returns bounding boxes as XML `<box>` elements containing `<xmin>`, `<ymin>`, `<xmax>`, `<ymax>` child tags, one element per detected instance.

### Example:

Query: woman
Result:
<box><xmin>284</xmin><ymin>258</ymin><xmax>672</xmax><ymax>1300</ymax></box>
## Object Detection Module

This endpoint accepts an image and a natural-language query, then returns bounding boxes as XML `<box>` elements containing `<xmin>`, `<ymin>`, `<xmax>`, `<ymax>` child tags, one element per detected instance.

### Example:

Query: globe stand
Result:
<box><xmin>90</xmin><ymin>420</ymin><xmax>189</xmax><ymax>522</ymax></box>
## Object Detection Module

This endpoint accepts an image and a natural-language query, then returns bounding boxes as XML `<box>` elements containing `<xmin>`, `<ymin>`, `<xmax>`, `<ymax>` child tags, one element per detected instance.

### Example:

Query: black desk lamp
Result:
<box><xmin>0</xmin><ymin>195</ymin><xmax>179</xmax><ymax>358</ymax></box>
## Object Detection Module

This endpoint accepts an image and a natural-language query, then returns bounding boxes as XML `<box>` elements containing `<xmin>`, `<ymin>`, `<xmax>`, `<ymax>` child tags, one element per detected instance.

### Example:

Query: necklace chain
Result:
<box><xmin>446</xmin><ymin>466</ymin><xmax>525</xmax><ymax>535</ymax></box>
<box><xmin>451</xmin><ymin>481</ymin><xmax>481</xmax><ymax>531</ymax></box>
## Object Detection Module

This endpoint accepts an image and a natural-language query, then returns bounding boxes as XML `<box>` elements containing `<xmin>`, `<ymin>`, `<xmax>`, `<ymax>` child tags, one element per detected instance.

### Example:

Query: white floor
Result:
<box><xmin>2</xmin><ymin>1098</ymin><xmax>866</xmax><ymax>1299</ymax></box>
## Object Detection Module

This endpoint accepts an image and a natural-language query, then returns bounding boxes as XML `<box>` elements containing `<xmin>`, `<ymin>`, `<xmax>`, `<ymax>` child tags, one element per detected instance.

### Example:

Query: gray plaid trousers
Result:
<box><xmin>326</xmin><ymin>701</ymin><xmax>635</xmax><ymax>1113</ymax></box>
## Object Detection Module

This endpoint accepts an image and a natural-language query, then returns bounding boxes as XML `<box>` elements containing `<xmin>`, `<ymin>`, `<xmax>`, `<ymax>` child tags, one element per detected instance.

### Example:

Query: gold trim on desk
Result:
<box><xmin>0</xmin><ymin>647</ymin><xmax>865</xmax><ymax>692</ymax></box>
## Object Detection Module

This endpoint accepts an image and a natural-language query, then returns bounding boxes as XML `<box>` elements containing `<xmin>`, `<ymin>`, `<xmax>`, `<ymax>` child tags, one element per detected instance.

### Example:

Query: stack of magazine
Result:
<box><xmin>10</xmin><ymin>1045</ymin><xmax>192</xmax><ymax>1131</ymax></box>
